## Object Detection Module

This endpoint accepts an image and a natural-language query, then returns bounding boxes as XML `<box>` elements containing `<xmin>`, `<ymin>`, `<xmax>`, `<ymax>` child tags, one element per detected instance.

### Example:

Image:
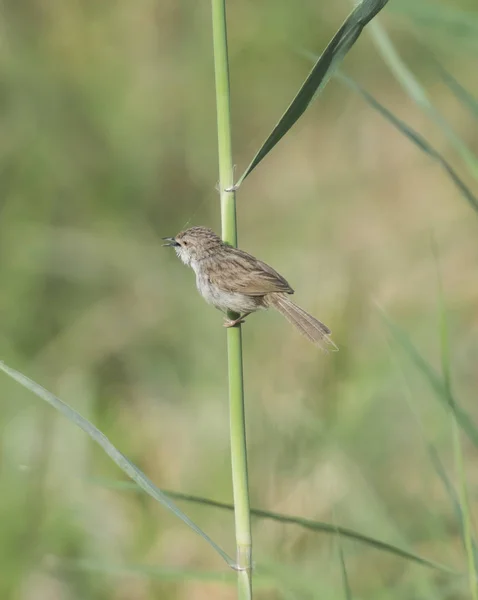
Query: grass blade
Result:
<box><xmin>453</xmin><ymin>420</ymin><xmax>478</xmax><ymax>600</ymax></box>
<box><xmin>436</xmin><ymin>63</ymin><xmax>478</xmax><ymax>121</ymax></box>
<box><xmin>336</xmin><ymin>528</ymin><xmax>353</xmax><ymax>600</ymax></box>
<box><xmin>388</xmin><ymin>330</ymin><xmax>478</xmax><ymax>580</ymax></box>
<box><xmin>367</xmin><ymin>20</ymin><xmax>478</xmax><ymax>179</ymax></box>
<box><xmin>167</xmin><ymin>493</ymin><xmax>456</xmax><ymax>574</ymax></box>
<box><xmin>62</xmin><ymin>560</ymin><xmax>237</xmax><ymax>583</ymax></box>
<box><xmin>337</xmin><ymin>74</ymin><xmax>478</xmax><ymax>214</ymax></box>
<box><xmin>428</xmin><ymin>447</ymin><xmax>469</xmax><ymax>543</ymax></box>
<box><xmin>386</xmin><ymin>301</ymin><xmax>478</xmax><ymax>591</ymax></box>
<box><xmin>92</xmin><ymin>479</ymin><xmax>455</xmax><ymax>574</ymax></box>
<box><xmin>0</xmin><ymin>361</ymin><xmax>235</xmax><ymax>568</ymax></box>
<box><xmin>380</xmin><ymin>314</ymin><xmax>478</xmax><ymax>448</ymax></box>
<box><xmin>434</xmin><ymin>247</ymin><xmax>478</xmax><ymax>598</ymax></box>
<box><xmin>234</xmin><ymin>0</ymin><xmax>389</xmax><ymax>188</ymax></box>
<box><xmin>391</xmin><ymin>1</ymin><xmax>478</xmax><ymax>43</ymax></box>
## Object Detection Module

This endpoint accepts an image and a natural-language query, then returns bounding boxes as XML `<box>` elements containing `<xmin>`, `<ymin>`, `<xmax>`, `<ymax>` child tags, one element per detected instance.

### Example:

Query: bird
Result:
<box><xmin>163</xmin><ymin>226</ymin><xmax>337</xmax><ymax>350</ymax></box>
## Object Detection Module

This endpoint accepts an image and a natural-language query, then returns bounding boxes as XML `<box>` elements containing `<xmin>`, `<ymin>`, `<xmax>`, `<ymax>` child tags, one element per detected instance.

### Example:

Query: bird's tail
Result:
<box><xmin>266</xmin><ymin>293</ymin><xmax>337</xmax><ymax>351</ymax></box>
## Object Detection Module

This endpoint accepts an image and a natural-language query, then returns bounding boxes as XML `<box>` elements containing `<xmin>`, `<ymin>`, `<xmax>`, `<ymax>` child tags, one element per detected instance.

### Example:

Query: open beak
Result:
<box><xmin>162</xmin><ymin>237</ymin><xmax>179</xmax><ymax>247</ymax></box>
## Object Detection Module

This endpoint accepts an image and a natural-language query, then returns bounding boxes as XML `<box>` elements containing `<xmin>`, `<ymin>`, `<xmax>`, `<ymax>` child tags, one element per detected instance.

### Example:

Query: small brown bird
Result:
<box><xmin>163</xmin><ymin>226</ymin><xmax>337</xmax><ymax>350</ymax></box>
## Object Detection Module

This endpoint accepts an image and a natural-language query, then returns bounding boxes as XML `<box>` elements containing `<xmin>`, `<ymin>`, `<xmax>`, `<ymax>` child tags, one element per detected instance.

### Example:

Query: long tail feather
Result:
<box><xmin>266</xmin><ymin>294</ymin><xmax>337</xmax><ymax>351</ymax></box>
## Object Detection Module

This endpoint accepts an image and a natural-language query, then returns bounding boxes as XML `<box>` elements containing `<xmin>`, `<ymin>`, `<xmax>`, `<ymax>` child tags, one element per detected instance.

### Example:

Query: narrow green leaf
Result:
<box><xmin>436</xmin><ymin>63</ymin><xmax>478</xmax><ymax>121</ymax></box>
<box><xmin>337</xmin><ymin>74</ymin><xmax>478</xmax><ymax>214</ymax></box>
<box><xmin>391</xmin><ymin>0</ymin><xmax>478</xmax><ymax>41</ymax></box>
<box><xmin>434</xmin><ymin>247</ymin><xmax>478</xmax><ymax>598</ymax></box>
<box><xmin>91</xmin><ymin>478</ymin><xmax>455</xmax><ymax>574</ymax></box>
<box><xmin>234</xmin><ymin>0</ymin><xmax>390</xmax><ymax>188</ymax></box>
<box><xmin>380</xmin><ymin>315</ymin><xmax>478</xmax><ymax>448</ymax></box>
<box><xmin>62</xmin><ymin>560</ymin><xmax>237</xmax><ymax>583</ymax></box>
<box><xmin>367</xmin><ymin>20</ymin><xmax>478</xmax><ymax>179</ymax></box>
<box><xmin>60</xmin><ymin>559</ymin><xmax>276</xmax><ymax>588</ymax></box>
<box><xmin>0</xmin><ymin>361</ymin><xmax>235</xmax><ymax>568</ymax></box>
<box><xmin>452</xmin><ymin>421</ymin><xmax>478</xmax><ymax>600</ymax></box>
<box><xmin>388</xmin><ymin>326</ymin><xmax>478</xmax><ymax>574</ymax></box>
<box><xmin>419</xmin><ymin>427</ymin><xmax>478</xmax><ymax>573</ymax></box>
<box><xmin>428</xmin><ymin>447</ymin><xmax>466</xmax><ymax>540</ymax></box>
<box><xmin>337</xmin><ymin>533</ymin><xmax>353</xmax><ymax>600</ymax></box>
<box><xmin>389</xmin><ymin>339</ymin><xmax>476</xmax><ymax>595</ymax></box>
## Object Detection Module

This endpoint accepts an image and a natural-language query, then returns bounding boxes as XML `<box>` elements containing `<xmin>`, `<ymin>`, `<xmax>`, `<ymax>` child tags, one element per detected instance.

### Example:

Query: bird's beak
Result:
<box><xmin>162</xmin><ymin>237</ymin><xmax>179</xmax><ymax>247</ymax></box>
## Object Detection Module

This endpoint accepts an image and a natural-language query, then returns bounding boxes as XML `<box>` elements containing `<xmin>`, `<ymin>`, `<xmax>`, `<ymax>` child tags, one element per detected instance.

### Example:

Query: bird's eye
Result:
<box><xmin>183</xmin><ymin>240</ymin><xmax>188</xmax><ymax>246</ymax></box>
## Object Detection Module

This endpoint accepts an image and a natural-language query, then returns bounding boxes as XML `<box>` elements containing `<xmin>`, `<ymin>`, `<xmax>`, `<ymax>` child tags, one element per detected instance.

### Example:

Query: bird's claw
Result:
<box><xmin>223</xmin><ymin>317</ymin><xmax>245</xmax><ymax>328</ymax></box>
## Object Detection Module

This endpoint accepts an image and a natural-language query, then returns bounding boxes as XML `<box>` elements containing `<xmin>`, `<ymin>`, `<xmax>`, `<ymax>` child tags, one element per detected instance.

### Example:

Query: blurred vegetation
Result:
<box><xmin>1</xmin><ymin>0</ymin><xmax>478</xmax><ymax>598</ymax></box>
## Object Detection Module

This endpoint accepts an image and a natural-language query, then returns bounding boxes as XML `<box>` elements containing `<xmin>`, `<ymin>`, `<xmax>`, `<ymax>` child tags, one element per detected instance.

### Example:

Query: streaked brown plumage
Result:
<box><xmin>163</xmin><ymin>226</ymin><xmax>337</xmax><ymax>351</ymax></box>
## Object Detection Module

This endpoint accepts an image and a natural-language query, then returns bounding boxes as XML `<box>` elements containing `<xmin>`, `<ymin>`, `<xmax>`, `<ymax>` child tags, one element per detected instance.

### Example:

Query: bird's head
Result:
<box><xmin>162</xmin><ymin>226</ymin><xmax>223</xmax><ymax>266</ymax></box>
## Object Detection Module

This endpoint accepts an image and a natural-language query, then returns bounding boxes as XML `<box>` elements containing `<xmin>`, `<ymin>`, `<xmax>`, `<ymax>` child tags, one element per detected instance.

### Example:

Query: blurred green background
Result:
<box><xmin>1</xmin><ymin>0</ymin><xmax>478</xmax><ymax>598</ymax></box>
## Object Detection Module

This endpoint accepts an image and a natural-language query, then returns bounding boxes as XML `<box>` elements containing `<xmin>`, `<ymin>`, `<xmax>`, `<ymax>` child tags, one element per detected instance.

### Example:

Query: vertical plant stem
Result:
<box><xmin>452</xmin><ymin>420</ymin><xmax>478</xmax><ymax>600</ymax></box>
<box><xmin>436</xmin><ymin>245</ymin><xmax>478</xmax><ymax>600</ymax></box>
<box><xmin>211</xmin><ymin>0</ymin><xmax>252</xmax><ymax>597</ymax></box>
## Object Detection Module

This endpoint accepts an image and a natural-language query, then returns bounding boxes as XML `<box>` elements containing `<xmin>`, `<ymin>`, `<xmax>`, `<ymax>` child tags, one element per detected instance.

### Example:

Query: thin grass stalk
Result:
<box><xmin>437</xmin><ymin>252</ymin><xmax>478</xmax><ymax>599</ymax></box>
<box><xmin>210</xmin><ymin>0</ymin><xmax>252</xmax><ymax>597</ymax></box>
<box><xmin>367</xmin><ymin>20</ymin><xmax>478</xmax><ymax>178</ymax></box>
<box><xmin>452</xmin><ymin>420</ymin><xmax>478</xmax><ymax>600</ymax></box>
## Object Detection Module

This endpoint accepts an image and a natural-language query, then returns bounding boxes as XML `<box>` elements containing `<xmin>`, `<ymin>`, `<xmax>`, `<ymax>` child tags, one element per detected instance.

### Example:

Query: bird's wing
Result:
<box><xmin>209</xmin><ymin>248</ymin><xmax>294</xmax><ymax>296</ymax></box>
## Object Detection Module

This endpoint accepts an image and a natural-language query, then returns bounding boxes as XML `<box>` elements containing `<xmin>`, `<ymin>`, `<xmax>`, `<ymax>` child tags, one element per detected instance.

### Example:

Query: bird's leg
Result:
<box><xmin>223</xmin><ymin>312</ymin><xmax>252</xmax><ymax>328</ymax></box>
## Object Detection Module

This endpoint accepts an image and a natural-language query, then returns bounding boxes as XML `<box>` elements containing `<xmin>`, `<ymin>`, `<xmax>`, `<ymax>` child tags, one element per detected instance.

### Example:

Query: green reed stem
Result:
<box><xmin>211</xmin><ymin>1</ymin><xmax>252</xmax><ymax>597</ymax></box>
<box><xmin>438</xmin><ymin>259</ymin><xmax>478</xmax><ymax>600</ymax></box>
<box><xmin>452</xmin><ymin>420</ymin><xmax>478</xmax><ymax>600</ymax></box>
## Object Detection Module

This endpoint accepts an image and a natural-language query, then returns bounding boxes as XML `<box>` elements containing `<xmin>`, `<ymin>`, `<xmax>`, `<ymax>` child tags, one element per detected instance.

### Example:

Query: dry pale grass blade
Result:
<box><xmin>0</xmin><ymin>361</ymin><xmax>235</xmax><ymax>568</ymax></box>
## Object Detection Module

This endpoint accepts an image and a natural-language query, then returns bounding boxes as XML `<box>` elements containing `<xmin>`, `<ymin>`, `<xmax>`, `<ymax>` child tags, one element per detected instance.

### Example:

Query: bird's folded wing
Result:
<box><xmin>209</xmin><ymin>249</ymin><xmax>294</xmax><ymax>296</ymax></box>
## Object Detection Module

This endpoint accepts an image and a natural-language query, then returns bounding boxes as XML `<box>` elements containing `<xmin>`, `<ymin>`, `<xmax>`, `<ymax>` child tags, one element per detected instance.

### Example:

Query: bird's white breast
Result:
<box><xmin>193</xmin><ymin>264</ymin><xmax>258</xmax><ymax>314</ymax></box>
